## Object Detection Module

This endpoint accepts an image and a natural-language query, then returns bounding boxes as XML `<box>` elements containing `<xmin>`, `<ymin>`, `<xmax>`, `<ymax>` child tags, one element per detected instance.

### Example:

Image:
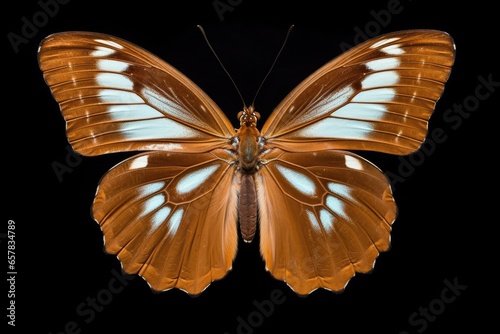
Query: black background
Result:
<box><xmin>5</xmin><ymin>0</ymin><xmax>497</xmax><ymax>333</ymax></box>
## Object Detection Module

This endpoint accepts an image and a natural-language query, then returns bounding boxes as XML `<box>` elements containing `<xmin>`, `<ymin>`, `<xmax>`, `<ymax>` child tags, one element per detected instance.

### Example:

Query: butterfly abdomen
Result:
<box><xmin>238</xmin><ymin>173</ymin><xmax>258</xmax><ymax>242</ymax></box>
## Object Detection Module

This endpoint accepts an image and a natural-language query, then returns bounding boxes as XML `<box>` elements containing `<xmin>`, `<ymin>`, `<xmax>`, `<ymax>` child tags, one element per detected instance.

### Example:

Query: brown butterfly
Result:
<box><xmin>38</xmin><ymin>28</ymin><xmax>455</xmax><ymax>295</ymax></box>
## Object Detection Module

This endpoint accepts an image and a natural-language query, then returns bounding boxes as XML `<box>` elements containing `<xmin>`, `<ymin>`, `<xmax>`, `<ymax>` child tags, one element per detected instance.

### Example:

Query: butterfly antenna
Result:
<box><xmin>197</xmin><ymin>25</ymin><xmax>247</xmax><ymax>109</ymax></box>
<box><xmin>251</xmin><ymin>25</ymin><xmax>294</xmax><ymax>107</ymax></box>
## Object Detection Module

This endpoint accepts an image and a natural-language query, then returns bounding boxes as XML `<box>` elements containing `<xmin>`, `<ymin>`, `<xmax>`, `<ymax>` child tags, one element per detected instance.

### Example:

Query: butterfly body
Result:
<box><xmin>38</xmin><ymin>29</ymin><xmax>455</xmax><ymax>295</ymax></box>
<box><xmin>233</xmin><ymin>106</ymin><xmax>263</xmax><ymax>242</ymax></box>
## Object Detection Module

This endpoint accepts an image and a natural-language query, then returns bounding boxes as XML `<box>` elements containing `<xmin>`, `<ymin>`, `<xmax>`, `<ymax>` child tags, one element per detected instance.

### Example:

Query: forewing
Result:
<box><xmin>257</xmin><ymin>149</ymin><xmax>396</xmax><ymax>295</ymax></box>
<box><xmin>92</xmin><ymin>149</ymin><xmax>239</xmax><ymax>295</ymax></box>
<box><xmin>261</xmin><ymin>30</ymin><xmax>455</xmax><ymax>155</ymax></box>
<box><xmin>38</xmin><ymin>31</ymin><xmax>235</xmax><ymax>156</ymax></box>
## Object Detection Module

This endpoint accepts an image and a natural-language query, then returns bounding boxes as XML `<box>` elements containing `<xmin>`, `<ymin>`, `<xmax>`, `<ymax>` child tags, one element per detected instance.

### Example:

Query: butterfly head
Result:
<box><xmin>237</xmin><ymin>105</ymin><xmax>260</xmax><ymax>128</ymax></box>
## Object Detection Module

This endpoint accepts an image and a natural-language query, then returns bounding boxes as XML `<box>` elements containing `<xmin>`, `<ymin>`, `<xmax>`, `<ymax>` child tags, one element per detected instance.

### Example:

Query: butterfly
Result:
<box><xmin>38</xmin><ymin>28</ymin><xmax>455</xmax><ymax>295</ymax></box>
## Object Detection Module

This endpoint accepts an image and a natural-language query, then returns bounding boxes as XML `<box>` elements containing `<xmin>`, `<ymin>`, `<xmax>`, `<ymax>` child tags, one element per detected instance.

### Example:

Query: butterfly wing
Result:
<box><xmin>38</xmin><ymin>31</ymin><xmax>236</xmax><ymax>156</ymax></box>
<box><xmin>257</xmin><ymin>30</ymin><xmax>454</xmax><ymax>294</ymax></box>
<box><xmin>257</xmin><ymin>149</ymin><xmax>396</xmax><ymax>294</ymax></box>
<box><xmin>92</xmin><ymin>149</ymin><xmax>239</xmax><ymax>295</ymax></box>
<box><xmin>261</xmin><ymin>29</ymin><xmax>455</xmax><ymax>155</ymax></box>
<box><xmin>38</xmin><ymin>32</ymin><xmax>240</xmax><ymax>294</ymax></box>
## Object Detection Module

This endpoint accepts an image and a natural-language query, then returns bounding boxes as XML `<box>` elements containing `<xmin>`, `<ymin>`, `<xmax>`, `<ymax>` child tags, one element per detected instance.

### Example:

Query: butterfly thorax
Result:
<box><xmin>236</xmin><ymin>106</ymin><xmax>262</xmax><ymax>173</ymax></box>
